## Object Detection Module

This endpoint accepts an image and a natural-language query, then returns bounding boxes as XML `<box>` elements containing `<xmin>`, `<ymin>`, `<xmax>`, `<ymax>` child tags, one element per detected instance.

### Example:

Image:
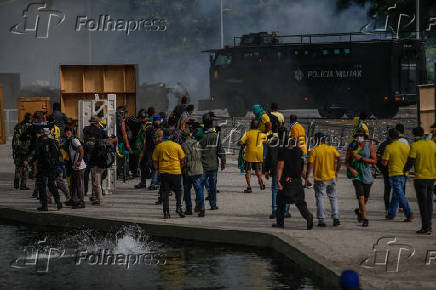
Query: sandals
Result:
<box><xmin>259</xmin><ymin>180</ymin><xmax>266</xmax><ymax>190</ymax></box>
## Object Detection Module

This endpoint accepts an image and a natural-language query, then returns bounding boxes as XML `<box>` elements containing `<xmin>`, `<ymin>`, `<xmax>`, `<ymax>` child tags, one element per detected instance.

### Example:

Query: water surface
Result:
<box><xmin>0</xmin><ymin>222</ymin><xmax>319</xmax><ymax>289</ymax></box>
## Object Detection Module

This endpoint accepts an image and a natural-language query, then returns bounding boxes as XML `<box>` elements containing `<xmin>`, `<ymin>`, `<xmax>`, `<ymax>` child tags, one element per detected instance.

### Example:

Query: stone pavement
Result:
<box><xmin>0</xmin><ymin>143</ymin><xmax>435</xmax><ymax>289</ymax></box>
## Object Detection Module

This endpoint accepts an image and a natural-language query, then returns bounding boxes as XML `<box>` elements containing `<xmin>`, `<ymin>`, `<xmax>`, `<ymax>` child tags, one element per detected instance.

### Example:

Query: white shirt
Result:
<box><xmin>69</xmin><ymin>138</ymin><xmax>86</xmax><ymax>170</ymax></box>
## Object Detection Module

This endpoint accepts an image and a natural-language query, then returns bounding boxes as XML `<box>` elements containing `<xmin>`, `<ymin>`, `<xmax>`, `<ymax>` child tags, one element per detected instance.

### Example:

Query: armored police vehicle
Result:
<box><xmin>202</xmin><ymin>32</ymin><xmax>427</xmax><ymax>118</ymax></box>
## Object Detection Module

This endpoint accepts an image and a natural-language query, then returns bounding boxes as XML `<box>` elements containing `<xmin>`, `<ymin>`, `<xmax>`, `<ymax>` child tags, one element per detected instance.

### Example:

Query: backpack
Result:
<box><xmin>92</xmin><ymin>139</ymin><xmax>115</xmax><ymax>169</ymax></box>
<box><xmin>267</xmin><ymin>112</ymin><xmax>280</xmax><ymax>134</ymax></box>
<box><xmin>12</xmin><ymin>123</ymin><xmax>31</xmax><ymax>151</ymax></box>
<box><xmin>41</xmin><ymin>138</ymin><xmax>62</xmax><ymax>169</ymax></box>
<box><xmin>84</xmin><ymin>137</ymin><xmax>96</xmax><ymax>165</ymax></box>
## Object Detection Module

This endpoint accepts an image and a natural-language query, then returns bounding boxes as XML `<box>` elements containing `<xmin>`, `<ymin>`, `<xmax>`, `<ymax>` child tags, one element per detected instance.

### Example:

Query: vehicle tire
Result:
<box><xmin>227</xmin><ymin>96</ymin><xmax>246</xmax><ymax>117</ymax></box>
<box><xmin>318</xmin><ymin>108</ymin><xmax>345</xmax><ymax>119</ymax></box>
<box><xmin>373</xmin><ymin>105</ymin><xmax>399</xmax><ymax>119</ymax></box>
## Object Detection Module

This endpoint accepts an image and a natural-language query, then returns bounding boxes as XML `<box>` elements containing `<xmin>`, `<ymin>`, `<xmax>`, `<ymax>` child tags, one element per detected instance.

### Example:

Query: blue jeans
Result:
<box><xmin>151</xmin><ymin>170</ymin><xmax>159</xmax><ymax>186</ymax></box>
<box><xmin>204</xmin><ymin>177</ymin><xmax>210</xmax><ymax>195</ymax></box>
<box><xmin>203</xmin><ymin>170</ymin><xmax>217</xmax><ymax>208</ymax></box>
<box><xmin>388</xmin><ymin>175</ymin><xmax>413</xmax><ymax>218</ymax></box>
<box><xmin>146</xmin><ymin>151</ymin><xmax>158</xmax><ymax>186</ymax></box>
<box><xmin>314</xmin><ymin>179</ymin><xmax>339</xmax><ymax>221</ymax></box>
<box><xmin>272</xmin><ymin>174</ymin><xmax>289</xmax><ymax>214</ymax></box>
<box><xmin>183</xmin><ymin>174</ymin><xmax>204</xmax><ymax>211</ymax></box>
<box><xmin>263</xmin><ymin>144</ymin><xmax>268</xmax><ymax>161</ymax></box>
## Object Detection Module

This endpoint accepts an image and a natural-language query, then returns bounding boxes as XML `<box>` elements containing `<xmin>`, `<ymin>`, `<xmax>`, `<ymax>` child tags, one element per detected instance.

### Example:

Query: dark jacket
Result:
<box><xmin>376</xmin><ymin>139</ymin><xmax>391</xmax><ymax>173</ymax></box>
<box><xmin>278</xmin><ymin>146</ymin><xmax>305</xmax><ymax>203</ymax></box>
<box><xmin>34</xmin><ymin>136</ymin><xmax>61</xmax><ymax>175</ymax></box>
<box><xmin>264</xmin><ymin>137</ymin><xmax>281</xmax><ymax>175</ymax></box>
<box><xmin>200</xmin><ymin>130</ymin><xmax>226</xmax><ymax>172</ymax></box>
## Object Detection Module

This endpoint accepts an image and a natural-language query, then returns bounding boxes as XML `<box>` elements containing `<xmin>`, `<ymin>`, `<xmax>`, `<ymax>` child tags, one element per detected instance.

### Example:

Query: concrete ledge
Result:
<box><xmin>0</xmin><ymin>205</ymin><xmax>345</xmax><ymax>289</ymax></box>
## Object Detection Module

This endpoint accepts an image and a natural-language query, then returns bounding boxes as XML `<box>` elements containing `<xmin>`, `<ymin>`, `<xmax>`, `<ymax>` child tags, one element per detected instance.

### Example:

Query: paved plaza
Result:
<box><xmin>0</xmin><ymin>143</ymin><xmax>435</xmax><ymax>289</ymax></box>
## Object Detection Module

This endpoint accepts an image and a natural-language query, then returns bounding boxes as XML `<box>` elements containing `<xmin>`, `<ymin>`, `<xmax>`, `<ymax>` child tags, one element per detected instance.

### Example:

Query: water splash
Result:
<box><xmin>25</xmin><ymin>225</ymin><xmax>159</xmax><ymax>258</ymax></box>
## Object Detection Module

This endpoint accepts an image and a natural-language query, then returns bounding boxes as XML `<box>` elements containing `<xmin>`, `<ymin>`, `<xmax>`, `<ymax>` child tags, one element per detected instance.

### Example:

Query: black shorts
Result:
<box><xmin>244</xmin><ymin>162</ymin><xmax>262</xmax><ymax>171</ymax></box>
<box><xmin>352</xmin><ymin>180</ymin><xmax>372</xmax><ymax>198</ymax></box>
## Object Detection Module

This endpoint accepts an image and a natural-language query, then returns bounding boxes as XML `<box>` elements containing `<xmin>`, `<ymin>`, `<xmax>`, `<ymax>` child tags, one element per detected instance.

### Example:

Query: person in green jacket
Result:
<box><xmin>182</xmin><ymin>124</ymin><xmax>206</xmax><ymax>217</ymax></box>
<box><xmin>200</xmin><ymin>113</ymin><xmax>226</xmax><ymax>210</ymax></box>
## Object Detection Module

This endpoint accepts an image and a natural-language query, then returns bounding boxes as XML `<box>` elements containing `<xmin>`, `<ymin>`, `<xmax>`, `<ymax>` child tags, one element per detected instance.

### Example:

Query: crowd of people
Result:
<box><xmin>234</xmin><ymin>106</ymin><xmax>435</xmax><ymax>233</ymax></box>
<box><xmin>11</xmin><ymin>100</ymin><xmax>436</xmax><ymax>234</ymax></box>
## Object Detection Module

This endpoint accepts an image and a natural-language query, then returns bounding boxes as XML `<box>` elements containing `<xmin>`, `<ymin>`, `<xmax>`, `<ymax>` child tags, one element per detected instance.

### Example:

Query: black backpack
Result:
<box><xmin>267</xmin><ymin>112</ymin><xmax>280</xmax><ymax>134</ymax></box>
<box><xmin>84</xmin><ymin>136</ymin><xmax>96</xmax><ymax>165</ymax></box>
<box><xmin>41</xmin><ymin>138</ymin><xmax>62</xmax><ymax>169</ymax></box>
<box><xmin>92</xmin><ymin>139</ymin><xmax>115</xmax><ymax>169</ymax></box>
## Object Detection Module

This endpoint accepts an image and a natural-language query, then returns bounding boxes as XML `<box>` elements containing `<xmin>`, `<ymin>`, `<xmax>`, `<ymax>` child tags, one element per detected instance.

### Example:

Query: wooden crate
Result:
<box><xmin>417</xmin><ymin>84</ymin><xmax>436</xmax><ymax>133</ymax></box>
<box><xmin>0</xmin><ymin>85</ymin><xmax>5</xmax><ymax>144</ymax></box>
<box><xmin>17</xmin><ymin>97</ymin><xmax>51</xmax><ymax>123</ymax></box>
<box><xmin>60</xmin><ymin>65</ymin><xmax>136</xmax><ymax>120</ymax></box>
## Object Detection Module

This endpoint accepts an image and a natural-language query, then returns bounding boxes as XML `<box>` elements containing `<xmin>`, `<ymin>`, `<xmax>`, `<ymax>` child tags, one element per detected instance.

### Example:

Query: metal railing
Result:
<box><xmin>231</xmin><ymin>31</ymin><xmax>406</xmax><ymax>47</ymax></box>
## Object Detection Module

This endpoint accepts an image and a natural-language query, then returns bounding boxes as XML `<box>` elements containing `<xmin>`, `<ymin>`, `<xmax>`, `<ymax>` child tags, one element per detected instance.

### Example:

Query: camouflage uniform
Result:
<box><xmin>12</xmin><ymin>121</ymin><xmax>32</xmax><ymax>189</ymax></box>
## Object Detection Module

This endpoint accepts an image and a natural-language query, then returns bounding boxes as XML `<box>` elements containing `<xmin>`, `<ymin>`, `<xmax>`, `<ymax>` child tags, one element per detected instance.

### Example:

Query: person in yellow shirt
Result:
<box><xmin>239</xmin><ymin>120</ymin><xmax>267</xmax><ymax>193</ymax></box>
<box><xmin>50</xmin><ymin>124</ymin><xmax>61</xmax><ymax>143</ymax></box>
<box><xmin>289</xmin><ymin>115</ymin><xmax>307</xmax><ymax>156</ymax></box>
<box><xmin>152</xmin><ymin>128</ymin><xmax>186</xmax><ymax>219</ymax></box>
<box><xmin>252</xmin><ymin>104</ymin><xmax>271</xmax><ymax>134</ymax></box>
<box><xmin>382</xmin><ymin>128</ymin><xmax>414</xmax><ymax>221</ymax></box>
<box><xmin>270</xmin><ymin>103</ymin><xmax>284</xmax><ymax>126</ymax></box>
<box><xmin>306</xmin><ymin>132</ymin><xmax>341</xmax><ymax>227</ymax></box>
<box><xmin>429</xmin><ymin>122</ymin><xmax>436</xmax><ymax>143</ymax></box>
<box><xmin>403</xmin><ymin>127</ymin><xmax>436</xmax><ymax>234</ymax></box>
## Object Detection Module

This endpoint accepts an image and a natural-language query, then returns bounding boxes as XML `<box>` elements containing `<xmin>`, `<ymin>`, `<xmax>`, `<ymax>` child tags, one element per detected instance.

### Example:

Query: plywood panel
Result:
<box><xmin>61</xmin><ymin>94</ymin><xmax>94</xmax><ymax>120</ymax></box>
<box><xmin>60</xmin><ymin>65</ymin><xmax>137</xmax><ymax>119</ymax></box>
<box><xmin>418</xmin><ymin>85</ymin><xmax>436</xmax><ymax>133</ymax></box>
<box><xmin>124</xmin><ymin>66</ymin><xmax>136</xmax><ymax>93</ymax></box>
<box><xmin>0</xmin><ymin>85</ymin><xmax>5</xmax><ymax>144</ymax></box>
<box><xmin>126</xmin><ymin>93</ymin><xmax>136</xmax><ymax>117</ymax></box>
<box><xmin>61</xmin><ymin>67</ymin><xmax>83</xmax><ymax>93</ymax></box>
<box><xmin>419</xmin><ymin>86</ymin><xmax>435</xmax><ymax>111</ymax></box>
<box><xmin>83</xmin><ymin>67</ymin><xmax>103</xmax><ymax>92</ymax></box>
<box><xmin>17</xmin><ymin>97</ymin><xmax>51</xmax><ymax>122</ymax></box>
<box><xmin>104</xmin><ymin>67</ymin><xmax>125</xmax><ymax>92</ymax></box>
<box><xmin>421</xmin><ymin>112</ymin><xmax>435</xmax><ymax>133</ymax></box>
